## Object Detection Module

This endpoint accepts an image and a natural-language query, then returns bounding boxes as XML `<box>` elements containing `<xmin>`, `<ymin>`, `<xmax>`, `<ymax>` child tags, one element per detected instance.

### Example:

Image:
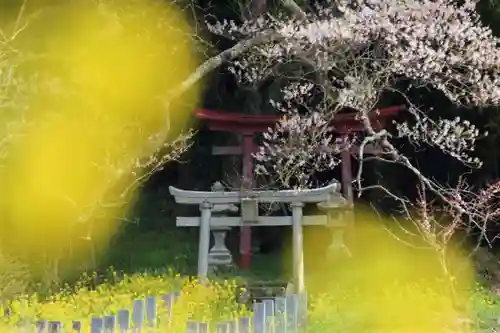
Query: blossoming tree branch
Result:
<box><xmin>174</xmin><ymin>0</ymin><xmax>500</xmax><ymax>248</ymax></box>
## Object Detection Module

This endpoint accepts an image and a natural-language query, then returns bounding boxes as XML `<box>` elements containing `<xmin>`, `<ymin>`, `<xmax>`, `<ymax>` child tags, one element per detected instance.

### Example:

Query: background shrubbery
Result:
<box><xmin>0</xmin><ymin>252</ymin><xmax>31</xmax><ymax>305</ymax></box>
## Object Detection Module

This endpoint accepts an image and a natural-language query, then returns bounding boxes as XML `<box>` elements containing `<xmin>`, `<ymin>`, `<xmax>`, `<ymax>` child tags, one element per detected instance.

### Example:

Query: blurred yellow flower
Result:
<box><xmin>0</xmin><ymin>0</ymin><xmax>200</xmax><ymax>273</ymax></box>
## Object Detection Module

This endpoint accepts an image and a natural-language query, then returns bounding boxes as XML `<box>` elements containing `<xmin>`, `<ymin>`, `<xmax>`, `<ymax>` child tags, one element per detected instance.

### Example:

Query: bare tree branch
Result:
<box><xmin>168</xmin><ymin>30</ymin><xmax>283</xmax><ymax>103</ymax></box>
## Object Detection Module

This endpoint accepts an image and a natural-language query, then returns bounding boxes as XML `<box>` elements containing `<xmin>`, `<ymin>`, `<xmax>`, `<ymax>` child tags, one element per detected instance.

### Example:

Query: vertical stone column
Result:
<box><xmin>339</xmin><ymin>136</ymin><xmax>355</xmax><ymax>250</ymax></box>
<box><xmin>240</xmin><ymin>133</ymin><xmax>254</xmax><ymax>269</ymax></box>
<box><xmin>291</xmin><ymin>202</ymin><xmax>305</xmax><ymax>293</ymax></box>
<box><xmin>198</xmin><ymin>201</ymin><xmax>213</xmax><ymax>278</ymax></box>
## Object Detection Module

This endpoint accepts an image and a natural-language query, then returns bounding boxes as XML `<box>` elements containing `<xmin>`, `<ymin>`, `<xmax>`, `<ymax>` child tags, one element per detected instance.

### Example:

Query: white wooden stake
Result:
<box><xmin>198</xmin><ymin>202</ymin><xmax>213</xmax><ymax>278</ymax></box>
<box><xmin>291</xmin><ymin>202</ymin><xmax>305</xmax><ymax>293</ymax></box>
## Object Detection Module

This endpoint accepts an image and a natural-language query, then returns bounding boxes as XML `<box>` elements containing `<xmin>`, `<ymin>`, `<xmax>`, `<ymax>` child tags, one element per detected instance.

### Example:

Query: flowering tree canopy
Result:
<box><xmin>204</xmin><ymin>0</ymin><xmax>500</xmax><ymax>245</ymax></box>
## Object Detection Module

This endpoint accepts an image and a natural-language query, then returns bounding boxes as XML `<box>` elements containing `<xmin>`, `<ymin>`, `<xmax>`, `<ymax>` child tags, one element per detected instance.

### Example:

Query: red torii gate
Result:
<box><xmin>196</xmin><ymin>105</ymin><xmax>404</xmax><ymax>269</ymax></box>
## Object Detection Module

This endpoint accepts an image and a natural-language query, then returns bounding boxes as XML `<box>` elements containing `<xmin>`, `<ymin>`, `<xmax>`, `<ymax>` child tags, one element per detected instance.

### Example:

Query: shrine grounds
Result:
<box><xmin>2</xmin><ymin>192</ymin><xmax>500</xmax><ymax>332</ymax></box>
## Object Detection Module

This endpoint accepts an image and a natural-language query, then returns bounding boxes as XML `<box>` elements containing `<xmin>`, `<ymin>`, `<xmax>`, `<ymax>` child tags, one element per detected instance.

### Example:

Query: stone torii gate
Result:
<box><xmin>195</xmin><ymin>105</ymin><xmax>404</xmax><ymax>269</ymax></box>
<box><xmin>169</xmin><ymin>182</ymin><xmax>347</xmax><ymax>292</ymax></box>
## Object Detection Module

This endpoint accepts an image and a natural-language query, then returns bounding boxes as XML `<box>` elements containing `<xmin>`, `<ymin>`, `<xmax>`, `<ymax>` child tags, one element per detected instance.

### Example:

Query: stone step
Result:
<box><xmin>236</xmin><ymin>280</ymin><xmax>289</xmax><ymax>305</ymax></box>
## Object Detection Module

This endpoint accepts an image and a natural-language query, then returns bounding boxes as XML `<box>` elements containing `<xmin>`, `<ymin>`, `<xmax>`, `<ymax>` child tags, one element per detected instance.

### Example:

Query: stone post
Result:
<box><xmin>198</xmin><ymin>201</ymin><xmax>213</xmax><ymax>278</ymax></box>
<box><xmin>291</xmin><ymin>202</ymin><xmax>305</xmax><ymax>293</ymax></box>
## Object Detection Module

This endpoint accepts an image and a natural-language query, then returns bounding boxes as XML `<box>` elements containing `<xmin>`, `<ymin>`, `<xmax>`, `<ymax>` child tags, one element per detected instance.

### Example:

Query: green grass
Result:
<box><xmin>101</xmin><ymin>226</ymin><xmax>288</xmax><ymax>282</ymax></box>
<box><xmin>97</xmin><ymin>187</ymin><xmax>289</xmax><ymax>282</ymax></box>
<box><xmin>96</xmin><ymin>188</ymin><xmax>197</xmax><ymax>276</ymax></box>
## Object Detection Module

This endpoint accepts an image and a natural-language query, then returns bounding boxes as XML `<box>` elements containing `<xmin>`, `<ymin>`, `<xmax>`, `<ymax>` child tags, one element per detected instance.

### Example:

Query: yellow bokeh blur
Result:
<box><xmin>0</xmin><ymin>0</ymin><xmax>200</xmax><ymax>273</ymax></box>
<box><xmin>303</xmin><ymin>208</ymin><xmax>475</xmax><ymax>332</ymax></box>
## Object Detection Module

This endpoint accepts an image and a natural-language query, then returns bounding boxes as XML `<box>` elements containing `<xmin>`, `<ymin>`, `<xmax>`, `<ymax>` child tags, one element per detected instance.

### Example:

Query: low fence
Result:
<box><xmin>30</xmin><ymin>292</ymin><xmax>308</xmax><ymax>333</ymax></box>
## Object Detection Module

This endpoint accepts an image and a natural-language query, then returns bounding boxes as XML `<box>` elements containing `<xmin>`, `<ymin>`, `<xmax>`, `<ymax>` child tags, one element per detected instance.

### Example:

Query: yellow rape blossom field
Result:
<box><xmin>0</xmin><ymin>272</ymin><xmax>248</xmax><ymax>333</ymax></box>
<box><xmin>0</xmin><ymin>268</ymin><xmax>497</xmax><ymax>333</ymax></box>
<box><xmin>1</xmin><ymin>216</ymin><xmax>500</xmax><ymax>333</ymax></box>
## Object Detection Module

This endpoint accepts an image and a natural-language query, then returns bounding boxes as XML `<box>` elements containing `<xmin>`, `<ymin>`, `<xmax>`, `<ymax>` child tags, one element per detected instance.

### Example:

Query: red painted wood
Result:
<box><xmin>212</xmin><ymin>143</ymin><xmax>383</xmax><ymax>156</ymax></box>
<box><xmin>341</xmin><ymin>139</ymin><xmax>354</xmax><ymax>205</ymax></box>
<box><xmin>196</xmin><ymin>105</ymin><xmax>404</xmax><ymax>134</ymax></box>
<box><xmin>240</xmin><ymin>134</ymin><xmax>255</xmax><ymax>269</ymax></box>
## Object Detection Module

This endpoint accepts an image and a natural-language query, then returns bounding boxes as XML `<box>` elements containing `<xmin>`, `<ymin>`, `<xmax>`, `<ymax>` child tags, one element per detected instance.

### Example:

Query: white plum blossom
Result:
<box><xmin>255</xmin><ymin>110</ymin><xmax>348</xmax><ymax>188</ymax></box>
<box><xmin>207</xmin><ymin>0</ymin><xmax>499</xmax><ymax>190</ymax></box>
<box><xmin>395</xmin><ymin>113</ymin><xmax>484</xmax><ymax>167</ymax></box>
<box><xmin>204</xmin><ymin>0</ymin><xmax>500</xmax><ymax>244</ymax></box>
